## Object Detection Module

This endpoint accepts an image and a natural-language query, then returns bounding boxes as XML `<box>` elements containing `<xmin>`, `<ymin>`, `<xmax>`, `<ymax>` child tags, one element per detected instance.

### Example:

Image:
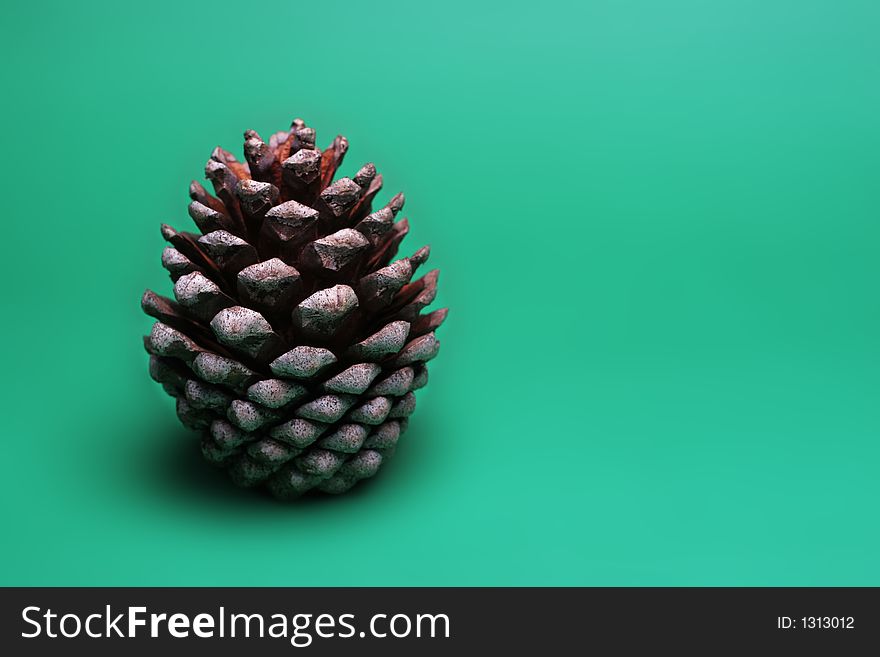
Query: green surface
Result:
<box><xmin>1</xmin><ymin>0</ymin><xmax>878</xmax><ymax>586</ymax></box>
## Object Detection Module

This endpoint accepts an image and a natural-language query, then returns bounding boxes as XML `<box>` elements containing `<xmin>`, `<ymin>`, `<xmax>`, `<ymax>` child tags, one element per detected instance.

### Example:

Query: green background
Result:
<box><xmin>1</xmin><ymin>0</ymin><xmax>878</xmax><ymax>586</ymax></box>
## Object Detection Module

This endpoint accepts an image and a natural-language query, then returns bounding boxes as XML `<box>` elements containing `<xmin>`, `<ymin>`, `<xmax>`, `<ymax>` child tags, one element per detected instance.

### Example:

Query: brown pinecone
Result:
<box><xmin>141</xmin><ymin>117</ymin><xmax>446</xmax><ymax>499</ymax></box>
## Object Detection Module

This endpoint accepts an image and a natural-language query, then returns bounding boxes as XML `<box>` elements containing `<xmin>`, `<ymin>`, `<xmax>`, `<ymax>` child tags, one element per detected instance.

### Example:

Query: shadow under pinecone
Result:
<box><xmin>144</xmin><ymin>426</ymin><xmax>387</xmax><ymax>508</ymax></box>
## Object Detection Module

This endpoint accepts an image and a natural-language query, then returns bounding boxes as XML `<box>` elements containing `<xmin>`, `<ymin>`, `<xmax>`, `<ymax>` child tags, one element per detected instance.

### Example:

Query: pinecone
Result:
<box><xmin>141</xmin><ymin>117</ymin><xmax>446</xmax><ymax>499</ymax></box>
